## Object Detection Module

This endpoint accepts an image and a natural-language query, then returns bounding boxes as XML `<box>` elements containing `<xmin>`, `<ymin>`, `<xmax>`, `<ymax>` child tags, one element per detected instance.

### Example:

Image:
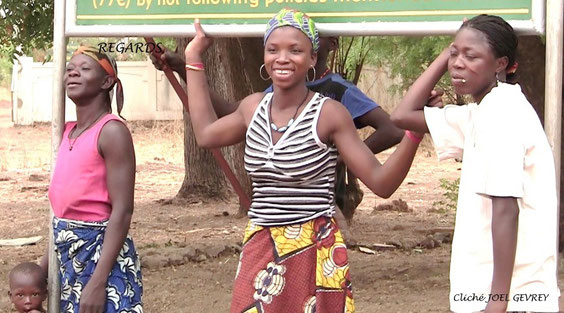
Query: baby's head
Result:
<box><xmin>8</xmin><ymin>262</ymin><xmax>46</xmax><ymax>313</ymax></box>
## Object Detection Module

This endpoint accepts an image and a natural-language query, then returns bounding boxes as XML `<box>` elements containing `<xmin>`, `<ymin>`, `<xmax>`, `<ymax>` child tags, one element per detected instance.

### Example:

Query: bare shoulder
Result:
<box><xmin>319</xmin><ymin>98</ymin><xmax>354</xmax><ymax>127</ymax></box>
<box><xmin>239</xmin><ymin>92</ymin><xmax>266</xmax><ymax>110</ymax></box>
<box><xmin>98</xmin><ymin>119</ymin><xmax>134</xmax><ymax>156</ymax></box>
<box><xmin>317</xmin><ymin>98</ymin><xmax>355</xmax><ymax>143</ymax></box>
<box><xmin>320</xmin><ymin>98</ymin><xmax>347</xmax><ymax>112</ymax></box>
<box><xmin>99</xmin><ymin>119</ymin><xmax>132</xmax><ymax>141</ymax></box>
<box><xmin>238</xmin><ymin>92</ymin><xmax>267</xmax><ymax>120</ymax></box>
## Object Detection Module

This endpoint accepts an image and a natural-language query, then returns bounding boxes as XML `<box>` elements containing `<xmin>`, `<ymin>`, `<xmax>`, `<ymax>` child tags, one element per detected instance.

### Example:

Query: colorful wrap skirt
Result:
<box><xmin>53</xmin><ymin>217</ymin><xmax>143</xmax><ymax>313</ymax></box>
<box><xmin>231</xmin><ymin>216</ymin><xmax>354</xmax><ymax>313</ymax></box>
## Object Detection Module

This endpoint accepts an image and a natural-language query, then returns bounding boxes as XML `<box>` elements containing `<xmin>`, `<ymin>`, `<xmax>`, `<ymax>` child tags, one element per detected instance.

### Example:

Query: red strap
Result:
<box><xmin>144</xmin><ymin>37</ymin><xmax>251</xmax><ymax>210</ymax></box>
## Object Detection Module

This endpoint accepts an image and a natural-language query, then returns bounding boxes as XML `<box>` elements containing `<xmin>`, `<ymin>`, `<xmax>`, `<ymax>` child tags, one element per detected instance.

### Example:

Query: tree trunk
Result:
<box><xmin>517</xmin><ymin>35</ymin><xmax>564</xmax><ymax>251</ymax></box>
<box><xmin>176</xmin><ymin>37</ymin><xmax>268</xmax><ymax>213</ymax></box>
<box><xmin>176</xmin><ymin>38</ymin><xmax>225</xmax><ymax>200</ymax></box>
<box><xmin>517</xmin><ymin>36</ymin><xmax>545</xmax><ymax>119</ymax></box>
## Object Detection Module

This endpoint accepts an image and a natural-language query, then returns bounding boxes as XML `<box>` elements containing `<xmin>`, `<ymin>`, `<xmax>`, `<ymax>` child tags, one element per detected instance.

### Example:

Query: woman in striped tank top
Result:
<box><xmin>185</xmin><ymin>9</ymin><xmax>422</xmax><ymax>313</ymax></box>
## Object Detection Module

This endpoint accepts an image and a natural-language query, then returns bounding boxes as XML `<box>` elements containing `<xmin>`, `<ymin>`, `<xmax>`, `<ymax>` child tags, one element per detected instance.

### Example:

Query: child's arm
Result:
<box><xmin>485</xmin><ymin>196</ymin><xmax>519</xmax><ymax>313</ymax></box>
<box><xmin>391</xmin><ymin>48</ymin><xmax>450</xmax><ymax>133</ymax></box>
<box><xmin>78</xmin><ymin>120</ymin><xmax>136</xmax><ymax>312</ymax></box>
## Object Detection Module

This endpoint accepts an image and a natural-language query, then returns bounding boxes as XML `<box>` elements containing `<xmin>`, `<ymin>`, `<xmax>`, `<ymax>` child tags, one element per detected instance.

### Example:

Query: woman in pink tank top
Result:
<box><xmin>41</xmin><ymin>46</ymin><xmax>143</xmax><ymax>313</ymax></box>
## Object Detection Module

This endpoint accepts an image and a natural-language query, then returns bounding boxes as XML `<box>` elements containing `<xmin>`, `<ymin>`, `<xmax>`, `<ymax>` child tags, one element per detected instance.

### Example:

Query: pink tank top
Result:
<box><xmin>48</xmin><ymin>114</ymin><xmax>123</xmax><ymax>222</ymax></box>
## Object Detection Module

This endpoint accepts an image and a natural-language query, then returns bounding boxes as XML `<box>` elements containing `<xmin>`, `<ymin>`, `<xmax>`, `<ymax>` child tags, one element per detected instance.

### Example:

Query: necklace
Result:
<box><xmin>270</xmin><ymin>90</ymin><xmax>310</xmax><ymax>133</ymax></box>
<box><xmin>318</xmin><ymin>68</ymin><xmax>331</xmax><ymax>80</ymax></box>
<box><xmin>68</xmin><ymin>111</ymin><xmax>108</xmax><ymax>151</ymax></box>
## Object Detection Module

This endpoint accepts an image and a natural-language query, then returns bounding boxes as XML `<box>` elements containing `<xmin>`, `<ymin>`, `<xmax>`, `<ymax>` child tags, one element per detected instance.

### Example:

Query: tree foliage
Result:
<box><xmin>0</xmin><ymin>1</ymin><xmax>176</xmax><ymax>61</ymax></box>
<box><xmin>331</xmin><ymin>37</ymin><xmax>374</xmax><ymax>85</ymax></box>
<box><xmin>432</xmin><ymin>178</ymin><xmax>460</xmax><ymax>213</ymax></box>
<box><xmin>0</xmin><ymin>0</ymin><xmax>53</xmax><ymax>59</ymax></box>
<box><xmin>331</xmin><ymin>35</ymin><xmax>461</xmax><ymax>103</ymax></box>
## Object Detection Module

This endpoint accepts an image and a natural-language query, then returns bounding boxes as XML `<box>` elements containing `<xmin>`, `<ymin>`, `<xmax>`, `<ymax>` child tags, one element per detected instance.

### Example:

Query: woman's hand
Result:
<box><xmin>78</xmin><ymin>278</ymin><xmax>107</xmax><ymax>313</ymax></box>
<box><xmin>150</xmin><ymin>50</ymin><xmax>186</xmax><ymax>74</ymax></box>
<box><xmin>427</xmin><ymin>89</ymin><xmax>444</xmax><ymax>108</ymax></box>
<box><xmin>391</xmin><ymin>47</ymin><xmax>450</xmax><ymax>133</ymax></box>
<box><xmin>403</xmin><ymin>89</ymin><xmax>443</xmax><ymax>138</ymax></box>
<box><xmin>185</xmin><ymin>18</ymin><xmax>214</xmax><ymax>60</ymax></box>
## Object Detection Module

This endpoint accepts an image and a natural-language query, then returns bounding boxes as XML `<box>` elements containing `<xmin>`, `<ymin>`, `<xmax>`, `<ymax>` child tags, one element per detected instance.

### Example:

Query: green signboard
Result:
<box><xmin>67</xmin><ymin>0</ymin><xmax>544</xmax><ymax>35</ymax></box>
<box><xmin>76</xmin><ymin>0</ymin><xmax>533</xmax><ymax>24</ymax></box>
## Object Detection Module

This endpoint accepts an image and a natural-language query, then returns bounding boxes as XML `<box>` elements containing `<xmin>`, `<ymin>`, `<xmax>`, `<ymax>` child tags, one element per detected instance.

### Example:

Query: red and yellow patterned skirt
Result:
<box><xmin>231</xmin><ymin>216</ymin><xmax>354</xmax><ymax>313</ymax></box>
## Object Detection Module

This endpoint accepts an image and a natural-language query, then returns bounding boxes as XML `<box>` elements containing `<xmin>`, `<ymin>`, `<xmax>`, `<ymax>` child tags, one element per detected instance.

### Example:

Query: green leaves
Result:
<box><xmin>331</xmin><ymin>35</ymin><xmax>460</xmax><ymax>103</ymax></box>
<box><xmin>432</xmin><ymin>178</ymin><xmax>460</xmax><ymax>213</ymax></box>
<box><xmin>0</xmin><ymin>0</ymin><xmax>54</xmax><ymax>59</ymax></box>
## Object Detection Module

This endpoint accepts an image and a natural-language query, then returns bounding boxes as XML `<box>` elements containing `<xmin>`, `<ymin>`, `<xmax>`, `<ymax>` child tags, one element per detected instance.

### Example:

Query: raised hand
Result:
<box><xmin>427</xmin><ymin>89</ymin><xmax>444</xmax><ymax>108</ymax></box>
<box><xmin>150</xmin><ymin>50</ymin><xmax>185</xmax><ymax>74</ymax></box>
<box><xmin>185</xmin><ymin>18</ymin><xmax>214</xmax><ymax>60</ymax></box>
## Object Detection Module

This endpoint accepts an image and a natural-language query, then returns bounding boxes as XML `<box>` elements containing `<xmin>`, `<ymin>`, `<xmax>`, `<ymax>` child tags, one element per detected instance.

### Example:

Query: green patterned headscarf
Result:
<box><xmin>264</xmin><ymin>8</ymin><xmax>319</xmax><ymax>52</ymax></box>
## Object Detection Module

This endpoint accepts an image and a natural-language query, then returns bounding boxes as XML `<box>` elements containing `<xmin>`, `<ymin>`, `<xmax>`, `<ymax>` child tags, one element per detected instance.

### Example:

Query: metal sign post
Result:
<box><xmin>50</xmin><ymin>1</ymin><xmax>66</xmax><ymax>312</ymax></box>
<box><xmin>545</xmin><ymin>0</ymin><xmax>563</xmax><ymax>255</ymax></box>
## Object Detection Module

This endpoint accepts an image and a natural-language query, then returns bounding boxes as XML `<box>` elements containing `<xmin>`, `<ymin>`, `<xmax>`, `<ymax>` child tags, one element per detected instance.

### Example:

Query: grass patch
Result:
<box><xmin>431</xmin><ymin>178</ymin><xmax>460</xmax><ymax>213</ymax></box>
<box><xmin>0</xmin><ymin>55</ymin><xmax>12</xmax><ymax>89</ymax></box>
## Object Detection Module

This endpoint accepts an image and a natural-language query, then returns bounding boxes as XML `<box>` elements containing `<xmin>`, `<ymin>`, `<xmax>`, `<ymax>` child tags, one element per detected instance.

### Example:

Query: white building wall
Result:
<box><xmin>11</xmin><ymin>58</ymin><xmax>184</xmax><ymax>125</ymax></box>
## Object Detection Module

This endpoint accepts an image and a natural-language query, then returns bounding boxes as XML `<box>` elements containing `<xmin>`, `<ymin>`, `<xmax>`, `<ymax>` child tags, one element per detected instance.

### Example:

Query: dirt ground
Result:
<box><xmin>0</xmin><ymin>88</ymin><xmax>562</xmax><ymax>313</ymax></box>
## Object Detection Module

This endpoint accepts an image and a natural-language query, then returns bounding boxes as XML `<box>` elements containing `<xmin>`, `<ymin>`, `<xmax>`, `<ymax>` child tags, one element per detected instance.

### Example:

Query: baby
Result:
<box><xmin>8</xmin><ymin>262</ymin><xmax>46</xmax><ymax>313</ymax></box>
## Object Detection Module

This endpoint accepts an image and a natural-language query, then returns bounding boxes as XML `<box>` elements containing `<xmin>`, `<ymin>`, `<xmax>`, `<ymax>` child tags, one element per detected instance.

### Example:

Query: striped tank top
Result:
<box><xmin>244</xmin><ymin>92</ymin><xmax>338</xmax><ymax>226</ymax></box>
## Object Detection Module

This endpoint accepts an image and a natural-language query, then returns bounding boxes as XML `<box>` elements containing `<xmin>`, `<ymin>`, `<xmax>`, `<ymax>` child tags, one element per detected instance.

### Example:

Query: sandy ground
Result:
<box><xmin>0</xmin><ymin>89</ymin><xmax>562</xmax><ymax>312</ymax></box>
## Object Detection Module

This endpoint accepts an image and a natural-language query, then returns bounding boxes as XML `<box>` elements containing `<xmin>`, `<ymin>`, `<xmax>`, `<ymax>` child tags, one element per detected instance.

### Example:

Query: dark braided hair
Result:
<box><xmin>459</xmin><ymin>14</ymin><xmax>519</xmax><ymax>83</ymax></box>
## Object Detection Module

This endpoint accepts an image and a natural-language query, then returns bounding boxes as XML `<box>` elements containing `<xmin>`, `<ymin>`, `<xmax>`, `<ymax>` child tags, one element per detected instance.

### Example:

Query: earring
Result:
<box><xmin>495</xmin><ymin>71</ymin><xmax>500</xmax><ymax>82</ymax></box>
<box><xmin>306</xmin><ymin>65</ymin><xmax>316</xmax><ymax>82</ymax></box>
<box><xmin>259</xmin><ymin>64</ymin><xmax>271</xmax><ymax>81</ymax></box>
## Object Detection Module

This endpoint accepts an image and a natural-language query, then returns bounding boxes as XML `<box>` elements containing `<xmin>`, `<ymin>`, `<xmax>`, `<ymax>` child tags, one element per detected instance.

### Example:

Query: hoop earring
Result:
<box><xmin>259</xmin><ymin>64</ymin><xmax>271</xmax><ymax>81</ymax></box>
<box><xmin>306</xmin><ymin>65</ymin><xmax>316</xmax><ymax>82</ymax></box>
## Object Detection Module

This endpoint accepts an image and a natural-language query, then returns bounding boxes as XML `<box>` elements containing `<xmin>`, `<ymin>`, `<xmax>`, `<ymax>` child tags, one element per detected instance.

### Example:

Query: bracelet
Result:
<box><xmin>185</xmin><ymin>63</ymin><xmax>205</xmax><ymax>71</ymax></box>
<box><xmin>405</xmin><ymin>130</ymin><xmax>423</xmax><ymax>144</ymax></box>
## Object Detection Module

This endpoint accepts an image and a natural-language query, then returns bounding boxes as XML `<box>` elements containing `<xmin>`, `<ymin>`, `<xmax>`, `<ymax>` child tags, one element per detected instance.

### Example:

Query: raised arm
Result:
<box><xmin>183</xmin><ymin>19</ymin><xmax>249</xmax><ymax>148</ymax></box>
<box><xmin>151</xmin><ymin>47</ymin><xmax>240</xmax><ymax>117</ymax></box>
<box><xmin>356</xmin><ymin>107</ymin><xmax>404</xmax><ymax>154</ymax></box>
<box><xmin>322</xmin><ymin>100</ymin><xmax>420</xmax><ymax>198</ymax></box>
<box><xmin>391</xmin><ymin>48</ymin><xmax>450</xmax><ymax>133</ymax></box>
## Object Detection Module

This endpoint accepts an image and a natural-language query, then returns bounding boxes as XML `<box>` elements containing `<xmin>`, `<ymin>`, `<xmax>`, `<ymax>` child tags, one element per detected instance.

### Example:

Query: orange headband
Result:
<box><xmin>73</xmin><ymin>46</ymin><xmax>117</xmax><ymax>78</ymax></box>
<box><xmin>72</xmin><ymin>45</ymin><xmax>125</xmax><ymax>119</ymax></box>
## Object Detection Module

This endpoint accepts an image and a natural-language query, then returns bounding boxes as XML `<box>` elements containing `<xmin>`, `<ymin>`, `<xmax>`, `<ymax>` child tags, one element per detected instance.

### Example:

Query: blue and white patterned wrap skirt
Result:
<box><xmin>53</xmin><ymin>217</ymin><xmax>143</xmax><ymax>313</ymax></box>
